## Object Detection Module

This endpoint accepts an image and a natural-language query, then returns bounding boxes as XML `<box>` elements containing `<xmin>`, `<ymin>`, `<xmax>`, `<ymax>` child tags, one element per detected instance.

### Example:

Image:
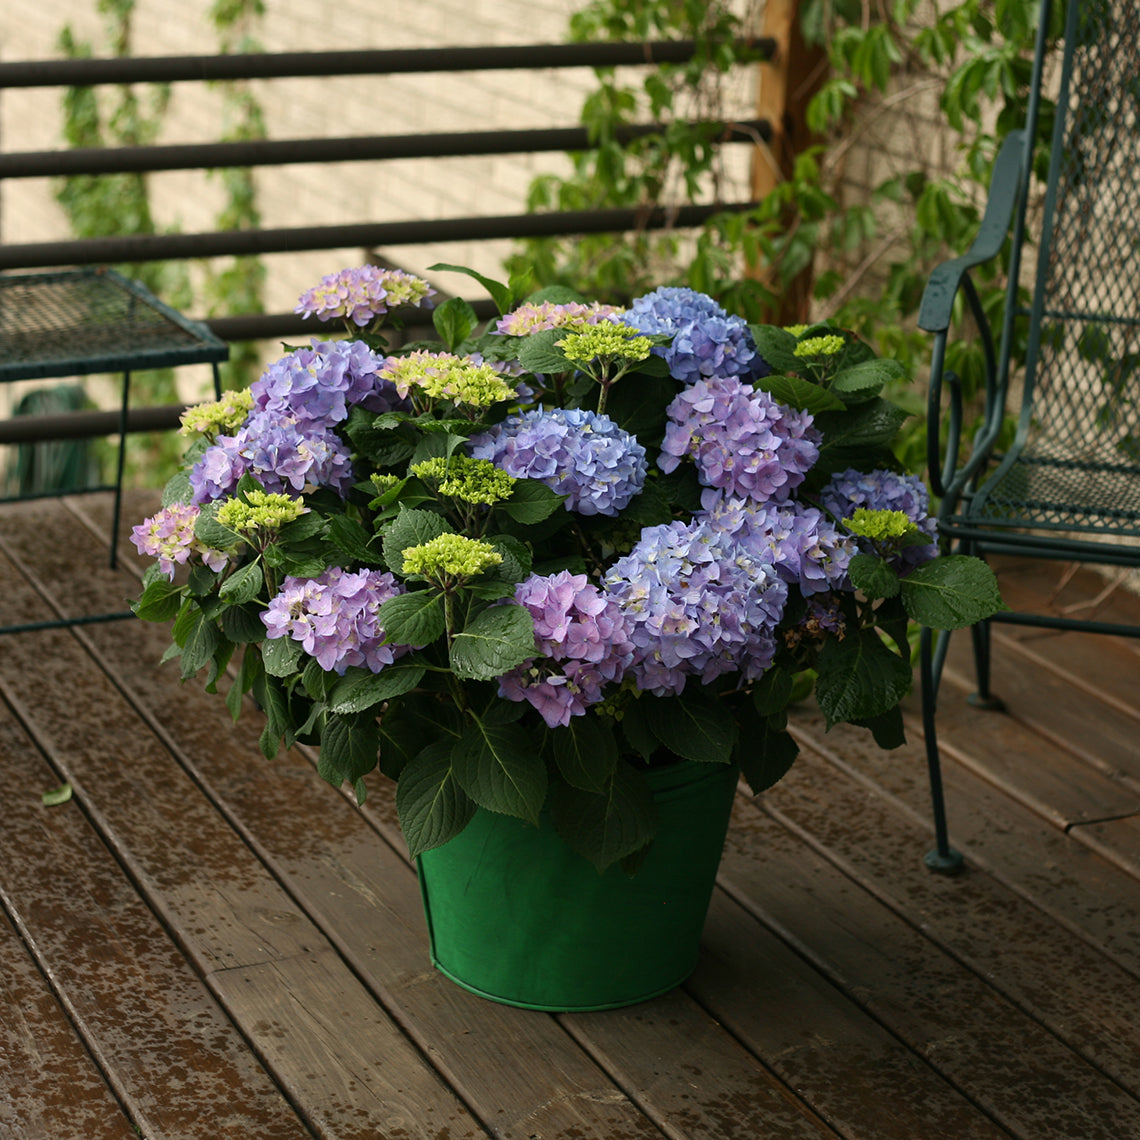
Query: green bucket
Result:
<box><xmin>416</xmin><ymin>759</ymin><xmax>739</xmax><ymax>1012</ymax></box>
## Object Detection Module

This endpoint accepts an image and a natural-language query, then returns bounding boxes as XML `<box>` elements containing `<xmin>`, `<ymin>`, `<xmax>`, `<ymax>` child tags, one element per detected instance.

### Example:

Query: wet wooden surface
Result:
<box><xmin>2</xmin><ymin>489</ymin><xmax>1139</xmax><ymax>1140</ymax></box>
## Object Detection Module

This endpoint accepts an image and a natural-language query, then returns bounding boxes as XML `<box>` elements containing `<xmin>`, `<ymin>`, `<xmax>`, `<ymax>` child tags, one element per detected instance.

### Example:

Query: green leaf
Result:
<box><xmin>261</xmin><ymin>633</ymin><xmax>304</xmax><ymax>678</ymax></box>
<box><xmin>327</xmin><ymin>514</ymin><xmax>376</xmax><ymax>564</ymax></box>
<box><xmin>502</xmin><ymin>478</ymin><xmax>565</xmax><ymax>524</ymax></box>
<box><xmin>396</xmin><ymin>741</ymin><xmax>477</xmax><ymax>858</ymax></box>
<box><xmin>177</xmin><ymin>608</ymin><xmax>220</xmax><ymax>679</ymax></box>
<box><xmin>42</xmin><ymin>783</ymin><xmax>73</xmax><ymax>807</ymax></box>
<box><xmin>758</xmin><ymin>373</ymin><xmax>846</xmax><ymax>414</ymax></box>
<box><xmin>376</xmin><ymin>590</ymin><xmax>446</xmax><ymax>647</ymax></box>
<box><xmin>452</xmin><ymin>717</ymin><xmax>547</xmax><ymax>824</ymax></box>
<box><xmin>194</xmin><ymin>502</ymin><xmax>244</xmax><ymax>550</ymax></box>
<box><xmin>650</xmin><ymin>691</ymin><xmax>738</xmax><ymax>764</ymax></box>
<box><xmin>736</xmin><ymin>714</ymin><xmax>799</xmax><ymax>794</ymax></box>
<box><xmin>619</xmin><ymin>696</ymin><xmax>660</xmax><ymax>759</ymax></box>
<box><xmin>221</xmin><ymin>603</ymin><xmax>270</xmax><ymax>644</ymax></box>
<box><xmin>318</xmin><ymin>712</ymin><xmax>380</xmax><ymax>796</ymax></box>
<box><xmin>381</xmin><ymin>507</ymin><xmax>449</xmax><ymax>574</ymax></box>
<box><xmin>848</xmin><ymin>553</ymin><xmax>901</xmax><ymax>599</ymax></box>
<box><xmin>549</xmin><ymin>760</ymin><xmax>658</xmax><ymax>871</ymax></box>
<box><xmin>328</xmin><ymin>661</ymin><xmax>426</xmax><ymax>714</ymax></box>
<box><xmin>552</xmin><ymin>715</ymin><xmax>619</xmax><ymax>793</ymax></box>
<box><xmin>132</xmin><ymin>577</ymin><xmax>184</xmax><ymax>622</ymax></box>
<box><xmin>218</xmin><ymin>560</ymin><xmax>263</xmax><ymax>605</ymax></box>
<box><xmin>829</xmin><ymin>358</ymin><xmax>907</xmax><ymax>403</ymax></box>
<box><xmin>814</xmin><ymin>398</ymin><xmax>910</xmax><ymax>454</ymax></box>
<box><xmin>749</xmin><ymin>324</ymin><xmax>803</xmax><ymax>374</ymax></box>
<box><xmin>432</xmin><ymin>295</ymin><xmax>480</xmax><ymax>351</ymax></box>
<box><xmin>814</xmin><ymin>627</ymin><xmax>914</xmax><ymax>727</ymax></box>
<box><xmin>900</xmin><ymin>555</ymin><xmax>1007</xmax><ymax>630</ymax></box>
<box><xmin>516</xmin><ymin>327</ymin><xmax>573</xmax><ymax>374</ymax></box>
<box><xmin>256</xmin><ymin>674</ymin><xmax>290</xmax><ymax>759</ymax></box>
<box><xmin>449</xmin><ymin>603</ymin><xmax>536</xmax><ymax>681</ymax></box>
<box><xmin>752</xmin><ymin>664</ymin><xmax>794</xmax><ymax>717</ymax></box>
<box><xmin>855</xmin><ymin>704</ymin><xmax>907</xmax><ymax>749</ymax></box>
<box><xmin>428</xmin><ymin>261</ymin><xmax>514</xmax><ymax>314</ymax></box>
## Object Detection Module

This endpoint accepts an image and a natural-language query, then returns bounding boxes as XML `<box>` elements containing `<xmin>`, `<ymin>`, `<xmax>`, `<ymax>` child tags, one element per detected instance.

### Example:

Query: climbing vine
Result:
<box><xmin>504</xmin><ymin>0</ymin><xmax>1063</xmax><ymax>467</ymax></box>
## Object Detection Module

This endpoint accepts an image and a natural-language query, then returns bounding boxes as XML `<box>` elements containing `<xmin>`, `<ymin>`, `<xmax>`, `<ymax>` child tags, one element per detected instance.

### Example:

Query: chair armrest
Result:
<box><xmin>918</xmin><ymin>130</ymin><xmax>1027</xmax><ymax>333</ymax></box>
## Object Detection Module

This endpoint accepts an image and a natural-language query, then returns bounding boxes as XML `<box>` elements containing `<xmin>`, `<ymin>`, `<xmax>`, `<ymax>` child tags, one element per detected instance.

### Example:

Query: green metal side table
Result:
<box><xmin>0</xmin><ymin>267</ymin><xmax>228</xmax><ymax>633</ymax></box>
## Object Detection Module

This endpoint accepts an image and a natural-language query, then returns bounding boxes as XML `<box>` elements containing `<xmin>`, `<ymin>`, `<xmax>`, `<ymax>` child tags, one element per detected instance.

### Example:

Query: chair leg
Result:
<box><xmin>967</xmin><ymin>618</ymin><xmax>1006</xmax><ymax>711</ymax></box>
<box><xmin>109</xmin><ymin>369</ymin><xmax>132</xmax><ymax>570</ymax></box>
<box><xmin>920</xmin><ymin>626</ymin><xmax>965</xmax><ymax>874</ymax></box>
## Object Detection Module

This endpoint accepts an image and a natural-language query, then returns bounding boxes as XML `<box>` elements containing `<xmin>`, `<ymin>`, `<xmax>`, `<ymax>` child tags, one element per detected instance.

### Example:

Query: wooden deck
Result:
<box><xmin>2</xmin><ymin>488</ymin><xmax>1139</xmax><ymax>1140</ymax></box>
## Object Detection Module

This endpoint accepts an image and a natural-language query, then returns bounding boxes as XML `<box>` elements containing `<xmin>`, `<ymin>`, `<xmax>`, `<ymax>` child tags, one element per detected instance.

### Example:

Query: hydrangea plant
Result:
<box><xmin>131</xmin><ymin>263</ymin><xmax>1005</xmax><ymax>871</ymax></box>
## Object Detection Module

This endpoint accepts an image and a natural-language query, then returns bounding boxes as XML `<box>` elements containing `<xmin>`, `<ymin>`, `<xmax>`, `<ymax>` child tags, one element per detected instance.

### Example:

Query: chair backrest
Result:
<box><xmin>1008</xmin><ymin>0</ymin><xmax>1140</xmax><ymax>532</ymax></box>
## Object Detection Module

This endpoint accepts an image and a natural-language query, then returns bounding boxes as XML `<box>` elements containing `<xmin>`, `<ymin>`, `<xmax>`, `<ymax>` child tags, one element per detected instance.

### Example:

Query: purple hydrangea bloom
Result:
<box><xmin>699</xmin><ymin>495</ymin><xmax>856</xmax><ymax>596</ymax></box>
<box><xmin>622</xmin><ymin>286</ymin><xmax>769</xmax><ymax>384</ymax></box>
<box><xmin>497</xmin><ymin>571</ymin><xmax>636</xmax><ymax>728</ymax></box>
<box><xmin>819</xmin><ymin>467</ymin><xmax>939</xmax><ymax>572</ymax></box>
<box><xmin>251</xmin><ymin>339</ymin><xmax>405</xmax><ymax>425</ymax></box>
<box><xmin>189</xmin><ymin>411</ymin><xmax>355</xmax><ymax>503</ymax></box>
<box><xmin>605</xmin><ymin>519</ymin><xmax>788</xmax><ymax>697</ymax></box>
<box><xmin>295</xmin><ymin>266</ymin><xmax>435</xmax><ymax>327</ymax></box>
<box><xmin>659</xmin><ymin>375</ymin><xmax>820</xmax><ymax>504</ymax></box>
<box><xmin>261</xmin><ymin>567</ymin><xmax>409</xmax><ymax>674</ymax></box>
<box><xmin>130</xmin><ymin>502</ymin><xmax>229</xmax><ymax>579</ymax></box>
<box><xmin>468</xmin><ymin>407</ymin><xmax>647</xmax><ymax>516</ymax></box>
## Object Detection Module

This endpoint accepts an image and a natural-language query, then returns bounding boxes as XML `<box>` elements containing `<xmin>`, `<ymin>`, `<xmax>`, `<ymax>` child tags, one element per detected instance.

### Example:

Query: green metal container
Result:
<box><xmin>416</xmin><ymin>759</ymin><xmax>739</xmax><ymax>1011</ymax></box>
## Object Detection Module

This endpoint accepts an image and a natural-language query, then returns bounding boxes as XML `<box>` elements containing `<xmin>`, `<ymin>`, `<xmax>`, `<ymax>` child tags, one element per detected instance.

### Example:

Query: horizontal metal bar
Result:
<box><xmin>0</xmin><ymin>201</ymin><xmax>757</xmax><ymax>269</ymax></box>
<box><xmin>0</xmin><ymin>119</ymin><xmax>768</xmax><ymax>179</ymax></box>
<box><xmin>0</xmin><ymin>403</ymin><xmax>187</xmax><ymax>444</ymax></box>
<box><xmin>0</xmin><ymin>40</ymin><xmax>772</xmax><ymax>89</ymax></box>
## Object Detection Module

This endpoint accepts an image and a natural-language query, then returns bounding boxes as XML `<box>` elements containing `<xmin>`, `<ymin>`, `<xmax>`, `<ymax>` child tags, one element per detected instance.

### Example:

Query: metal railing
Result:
<box><xmin>0</xmin><ymin>38</ymin><xmax>773</xmax><ymax>444</ymax></box>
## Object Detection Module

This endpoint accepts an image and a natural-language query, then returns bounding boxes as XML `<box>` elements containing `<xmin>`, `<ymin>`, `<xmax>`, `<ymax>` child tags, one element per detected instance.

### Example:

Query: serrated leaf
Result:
<box><xmin>327</xmin><ymin>514</ymin><xmax>376</xmax><ymax>563</ymax></box>
<box><xmin>815</xmin><ymin>627</ymin><xmax>914</xmax><ymax>727</ymax></box>
<box><xmin>756</xmin><ymin>372</ymin><xmax>846</xmax><ymax>414</ymax></box>
<box><xmin>649</xmin><ymin>691</ymin><xmax>738</xmax><ymax>764</ymax></box>
<box><xmin>132</xmin><ymin>578</ymin><xmax>184</xmax><ymax>622</ymax></box>
<box><xmin>218</xmin><ymin>560</ymin><xmax>264</xmax><ymax>605</ymax></box>
<box><xmin>749</xmin><ymin>324</ymin><xmax>803</xmax><ymax>374</ymax></box>
<box><xmin>256</xmin><ymin>674</ymin><xmax>290</xmax><ymax>759</ymax></box>
<box><xmin>855</xmin><ymin>704</ymin><xmax>907</xmax><ymax>749</ymax></box>
<box><xmin>396</xmin><ymin>741</ymin><xmax>477</xmax><ymax>858</ymax></box>
<box><xmin>328</xmin><ymin>661</ymin><xmax>426</xmax><ymax>714</ymax></box>
<box><xmin>432</xmin><ymin>295</ymin><xmax>480</xmax><ymax>351</ymax></box>
<box><xmin>900</xmin><ymin>555</ymin><xmax>1007</xmax><ymax>630</ymax></box>
<box><xmin>178</xmin><ymin>608</ymin><xmax>220</xmax><ymax>679</ymax></box>
<box><xmin>552</xmin><ymin>716</ymin><xmax>619</xmax><ymax>793</ymax></box>
<box><xmin>829</xmin><ymin>358</ymin><xmax>907</xmax><ymax>403</ymax></box>
<box><xmin>752</xmin><ymin>664</ymin><xmax>794</xmax><ymax>717</ymax></box>
<box><xmin>381</xmin><ymin>507</ymin><xmax>450</xmax><ymax>574</ymax></box>
<box><xmin>449</xmin><ymin>603</ymin><xmax>536</xmax><ymax>681</ymax></box>
<box><xmin>220</xmin><ymin>603</ymin><xmax>268</xmax><ymax>644</ymax></box>
<box><xmin>376</xmin><ymin>590</ymin><xmax>445</xmax><ymax>647</ymax></box>
<box><xmin>549</xmin><ymin>761</ymin><xmax>658</xmax><ymax>871</ymax></box>
<box><xmin>848</xmin><ymin>553</ymin><xmax>901</xmax><ymax>599</ymax></box>
<box><xmin>452</xmin><ymin>717</ymin><xmax>547</xmax><ymax>824</ymax></box>
<box><xmin>516</xmin><ymin>327</ymin><xmax>573</xmax><ymax>374</ymax></box>
<box><xmin>261</xmin><ymin>633</ymin><xmax>304</xmax><ymax>677</ymax></box>
<box><xmin>194</xmin><ymin>502</ymin><xmax>244</xmax><ymax>550</ymax></box>
<box><xmin>317</xmin><ymin>712</ymin><xmax>380</xmax><ymax>792</ymax></box>
<box><xmin>502</xmin><ymin>478</ymin><xmax>565</xmax><ymax>524</ymax></box>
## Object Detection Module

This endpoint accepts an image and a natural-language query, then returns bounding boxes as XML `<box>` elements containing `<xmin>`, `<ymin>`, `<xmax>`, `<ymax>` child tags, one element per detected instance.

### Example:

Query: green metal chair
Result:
<box><xmin>917</xmin><ymin>0</ymin><xmax>1140</xmax><ymax>872</ymax></box>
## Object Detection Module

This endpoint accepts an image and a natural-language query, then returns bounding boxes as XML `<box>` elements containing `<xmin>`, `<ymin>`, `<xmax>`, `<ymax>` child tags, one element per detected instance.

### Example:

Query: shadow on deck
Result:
<box><xmin>2</xmin><ymin>490</ymin><xmax>1139</xmax><ymax>1140</ymax></box>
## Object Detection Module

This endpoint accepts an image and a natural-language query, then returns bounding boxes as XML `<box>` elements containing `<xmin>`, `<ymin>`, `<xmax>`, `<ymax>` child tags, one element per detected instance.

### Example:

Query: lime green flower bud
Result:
<box><xmin>400</xmin><ymin>533</ymin><xmax>503</xmax><ymax>579</ymax></box>
<box><xmin>793</xmin><ymin>335</ymin><xmax>846</xmax><ymax>358</ymax></box>
<box><xmin>217</xmin><ymin>489</ymin><xmax>308</xmax><ymax>534</ymax></box>
<box><xmin>179</xmin><ymin>389</ymin><xmax>254</xmax><ymax>438</ymax></box>
<box><xmin>411</xmin><ymin>456</ymin><xmax>516</xmax><ymax>505</ymax></box>
<box><xmin>556</xmin><ymin>324</ymin><xmax>653</xmax><ymax>365</ymax></box>
<box><xmin>844</xmin><ymin>507</ymin><xmax>915</xmax><ymax>541</ymax></box>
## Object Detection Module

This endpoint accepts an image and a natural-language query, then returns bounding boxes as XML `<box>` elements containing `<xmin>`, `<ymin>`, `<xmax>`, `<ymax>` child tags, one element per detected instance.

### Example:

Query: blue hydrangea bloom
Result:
<box><xmin>605</xmin><ymin>518</ymin><xmax>787</xmax><ymax>696</ymax></box>
<box><xmin>468</xmin><ymin>406</ymin><xmax>647</xmax><ymax>516</ymax></box>
<box><xmin>622</xmin><ymin>286</ymin><xmax>769</xmax><ymax>384</ymax></box>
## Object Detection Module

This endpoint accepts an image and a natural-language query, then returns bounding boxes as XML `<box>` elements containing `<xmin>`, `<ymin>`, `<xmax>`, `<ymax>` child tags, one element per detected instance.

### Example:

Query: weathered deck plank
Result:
<box><xmin>2</xmin><ymin>491</ymin><xmax>1139</xmax><ymax>1140</ymax></box>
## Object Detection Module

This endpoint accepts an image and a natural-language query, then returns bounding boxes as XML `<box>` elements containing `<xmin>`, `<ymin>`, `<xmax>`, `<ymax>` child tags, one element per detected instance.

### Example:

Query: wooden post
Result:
<box><xmin>751</xmin><ymin>0</ymin><xmax>828</xmax><ymax>325</ymax></box>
